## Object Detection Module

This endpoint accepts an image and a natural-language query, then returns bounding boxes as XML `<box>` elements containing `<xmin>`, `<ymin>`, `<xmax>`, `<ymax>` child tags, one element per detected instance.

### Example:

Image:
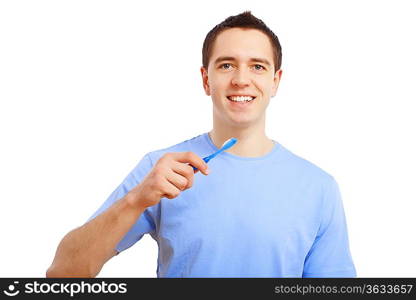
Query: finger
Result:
<box><xmin>165</xmin><ymin>169</ymin><xmax>189</xmax><ymax>191</ymax></box>
<box><xmin>160</xmin><ymin>176</ymin><xmax>182</xmax><ymax>199</ymax></box>
<box><xmin>171</xmin><ymin>161</ymin><xmax>194</xmax><ymax>189</ymax></box>
<box><xmin>172</xmin><ymin>152</ymin><xmax>210</xmax><ymax>175</ymax></box>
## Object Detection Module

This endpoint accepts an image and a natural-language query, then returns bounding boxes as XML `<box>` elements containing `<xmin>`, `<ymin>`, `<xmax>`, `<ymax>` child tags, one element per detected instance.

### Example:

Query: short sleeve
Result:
<box><xmin>302</xmin><ymin>177</ymin><xmax>356</xmax><ymax>277</ymax></box>
<box><xmin>86</xmin><ymin>152</ymin><xmax>157</xmax><ymax>253</ymax></box>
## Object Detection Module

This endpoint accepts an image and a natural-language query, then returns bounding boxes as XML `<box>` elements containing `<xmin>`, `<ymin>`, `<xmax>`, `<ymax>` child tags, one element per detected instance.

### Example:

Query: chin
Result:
<box><xmin>228</xmin><ymin>118</ymin><xmax>256</xmax><ymax>128</ymax></box>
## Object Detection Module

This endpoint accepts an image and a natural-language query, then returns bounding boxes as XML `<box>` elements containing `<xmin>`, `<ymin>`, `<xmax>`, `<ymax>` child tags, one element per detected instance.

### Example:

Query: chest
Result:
<box><xmin>157</xmin><ymin>174</ymin><xmax>320</xmax><ymax>254</ymax></box>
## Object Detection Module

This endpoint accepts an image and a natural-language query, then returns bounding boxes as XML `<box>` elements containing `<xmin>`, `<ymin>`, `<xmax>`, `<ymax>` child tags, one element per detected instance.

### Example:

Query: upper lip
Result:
<box><xmin>227</xmin><ymin>94</ymin><xmax>256</xmax><ymax>98</ymax></box>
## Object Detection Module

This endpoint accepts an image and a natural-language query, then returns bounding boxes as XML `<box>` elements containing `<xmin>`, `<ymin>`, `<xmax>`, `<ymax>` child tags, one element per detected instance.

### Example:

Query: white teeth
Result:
<box><xmin>228</xmin><ymin>96</ymin><xmax>254</xmax><ymax>102</ymax></box>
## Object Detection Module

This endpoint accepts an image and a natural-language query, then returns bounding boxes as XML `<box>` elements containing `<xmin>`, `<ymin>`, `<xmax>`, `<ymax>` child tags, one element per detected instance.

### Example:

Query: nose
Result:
<box><xmin>231</xmin><ymin>68</ymin><xmax>250</xmax><ymax>87</ymax></box>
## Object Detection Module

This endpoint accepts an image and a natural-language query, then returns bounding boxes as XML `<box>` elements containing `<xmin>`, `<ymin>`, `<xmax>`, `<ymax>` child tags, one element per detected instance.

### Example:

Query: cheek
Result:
<box><xmin>210</xmin><ymin>78</ymin><xmax>228</xmax><ymax>95</ymax></box>
<box><xmin>256</xmin><ymin>80</ymin><xmax>274</xmax><ymax>96</ymax></box>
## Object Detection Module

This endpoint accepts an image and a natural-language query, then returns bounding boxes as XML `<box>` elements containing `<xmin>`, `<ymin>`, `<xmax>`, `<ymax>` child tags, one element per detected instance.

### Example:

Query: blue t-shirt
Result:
<box><xmin>87</xmin><ymin>132</ymin><xmax>356</xmax><ymax>277</ymax></box>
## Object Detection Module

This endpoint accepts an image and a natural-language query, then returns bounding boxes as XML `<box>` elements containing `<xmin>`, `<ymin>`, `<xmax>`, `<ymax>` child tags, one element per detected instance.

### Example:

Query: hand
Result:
<box><xmin>128</xmin><ymin>152</ymin><xmax>210</xmax><ymax>209</ymax></box>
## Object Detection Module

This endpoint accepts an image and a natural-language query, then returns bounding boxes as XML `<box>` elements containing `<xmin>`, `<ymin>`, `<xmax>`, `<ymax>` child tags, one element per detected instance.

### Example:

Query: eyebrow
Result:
<box><xmin>213</xmin><ymin>56</ymin><xmax>272</xmax><ymax>67</ymax></box>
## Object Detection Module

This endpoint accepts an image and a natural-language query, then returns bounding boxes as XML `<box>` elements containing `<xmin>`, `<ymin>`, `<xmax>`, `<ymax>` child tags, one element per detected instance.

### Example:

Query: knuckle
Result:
<box><xmin>152</xmin><ymin>168</ymin><xmax>164</xmax><ymax>178</ymax></box>
<box><xmin>153</xmin><ymin>174</ymin><xmax>165</xmax><ymax>188</ymax></box>
<box><xmin>153</xmin><ymin>180</ymin><xmax>163</xmax><ymax>191</ymax></box>
<box><xmin>171</xmin><ymin>190</ymin><xmax>180</xmax><ymax>198</ymax></box>
<box><xmin>161</xmin><ymin>152</ymin><xmax>173</xmax><ymax>162</ymax></box>
<box><xmin>180</xmin><ymin>179</ymin><xmax>188</xmax><ymax>190</ymax></box>
<box><xmin>185</xmin><ymin>168</ymin><xmax>193</xmax><ymax>177</ymax></box>
<box><xmin>185</xmin><ymin>164</ymin><xmax>194</xmax><ymax>173</ymax></box>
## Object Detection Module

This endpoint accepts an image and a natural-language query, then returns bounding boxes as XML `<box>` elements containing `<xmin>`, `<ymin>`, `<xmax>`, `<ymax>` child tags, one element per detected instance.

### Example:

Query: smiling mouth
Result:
<box><xmin>226</xmin><ymin>96</ymin><xmax>256</xmax><ymax>103</ymax></box>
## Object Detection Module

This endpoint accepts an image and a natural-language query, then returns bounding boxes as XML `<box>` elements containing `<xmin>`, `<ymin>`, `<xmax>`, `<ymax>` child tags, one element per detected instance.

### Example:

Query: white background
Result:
<box><xmin>1</xmin><ymin>0</ymin><xmax>415</xmax><ymax>277</ymax></box>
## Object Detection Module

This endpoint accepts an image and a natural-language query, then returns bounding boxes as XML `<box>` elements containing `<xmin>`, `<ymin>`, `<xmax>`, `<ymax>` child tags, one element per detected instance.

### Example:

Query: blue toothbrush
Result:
<box><xmin>192</xmin><ymin>137</ymin><xmax>238</xmax><ymax>171</ymax></box>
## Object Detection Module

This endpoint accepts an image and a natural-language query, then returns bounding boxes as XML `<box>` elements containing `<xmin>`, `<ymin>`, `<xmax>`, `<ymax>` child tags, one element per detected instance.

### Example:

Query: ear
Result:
<box><xmin>200</xmin><ymin>66</ymin><xmax>211</xmax><ymax>96</ymax></box>
<box><xmin>271</xmin><ymin>69</ymin><xmax>283</xmax><ymax>97</ymax></box>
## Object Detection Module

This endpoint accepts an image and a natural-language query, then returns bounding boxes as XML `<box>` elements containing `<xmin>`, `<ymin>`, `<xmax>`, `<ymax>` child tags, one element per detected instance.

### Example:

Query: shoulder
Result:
<box><xmin>278</xmin><ymin>144</ymin><xmax>337</xmax><ymax>188</ymax></box>
<box><xmin>278</xmin><ymin>146</ymin><xmax>345</xmax><ymax>226</ymax></box>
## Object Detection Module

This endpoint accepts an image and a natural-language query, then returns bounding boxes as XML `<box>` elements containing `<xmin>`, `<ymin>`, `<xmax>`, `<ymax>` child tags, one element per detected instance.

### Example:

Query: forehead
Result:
<box><xmin>210</xmin><ymin>28</ymin><xmax>274</xmax><ymax>63</ymax></box>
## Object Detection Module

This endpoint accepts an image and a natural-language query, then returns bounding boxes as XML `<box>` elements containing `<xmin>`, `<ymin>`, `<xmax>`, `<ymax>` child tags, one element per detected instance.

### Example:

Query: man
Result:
<box><xmin>47</xmin><ymin>11</ymin><xmax>356</xmax><ymax>278</ymax></box>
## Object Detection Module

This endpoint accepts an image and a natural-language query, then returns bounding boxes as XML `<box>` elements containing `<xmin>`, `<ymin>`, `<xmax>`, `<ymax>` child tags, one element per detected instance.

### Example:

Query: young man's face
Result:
<box><xmin>201</xmin><ymin>28</ymin><xmax>282</xmax><ymax>128</ymax></box>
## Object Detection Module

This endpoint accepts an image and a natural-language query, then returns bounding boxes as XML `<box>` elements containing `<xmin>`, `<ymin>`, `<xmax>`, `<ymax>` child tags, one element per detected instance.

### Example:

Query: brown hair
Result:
<box><xmin>202</xmin><ymin>11</ymin><xmax>282</xmax><ymax>72</ymax></box>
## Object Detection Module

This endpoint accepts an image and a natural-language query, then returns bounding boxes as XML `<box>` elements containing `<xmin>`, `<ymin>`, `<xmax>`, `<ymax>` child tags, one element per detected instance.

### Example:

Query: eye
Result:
<box><xmin>219</xmin><ymin>63</ymin><xmax>232</xmax><ymax>70</ymax></box>
<box><xmin>253</xmin><ymin>64</ymin><xmax>266</xmax><ymax>71</ymax></box>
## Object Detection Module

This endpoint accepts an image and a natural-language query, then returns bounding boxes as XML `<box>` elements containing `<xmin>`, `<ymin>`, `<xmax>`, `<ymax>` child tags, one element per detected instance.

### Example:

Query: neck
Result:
<box><xmin>209</xmin><ymin>118</ymin><xmax>275</xmax><ymax>158</ymax></box>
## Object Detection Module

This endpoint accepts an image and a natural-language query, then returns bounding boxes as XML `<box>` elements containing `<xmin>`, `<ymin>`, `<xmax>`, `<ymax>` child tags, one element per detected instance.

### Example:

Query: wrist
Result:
<box><xmin>124</xmin><ymin>189</ymin><xmax>147</xmax><ymax>212</ymax></box>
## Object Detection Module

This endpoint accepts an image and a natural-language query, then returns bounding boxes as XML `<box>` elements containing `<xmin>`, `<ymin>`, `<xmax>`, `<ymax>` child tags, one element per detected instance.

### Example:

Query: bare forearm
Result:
<box><xmin>46</xmin><ymin>192</ymin><xmax>145</xmax><ymax>277</ymax></box>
